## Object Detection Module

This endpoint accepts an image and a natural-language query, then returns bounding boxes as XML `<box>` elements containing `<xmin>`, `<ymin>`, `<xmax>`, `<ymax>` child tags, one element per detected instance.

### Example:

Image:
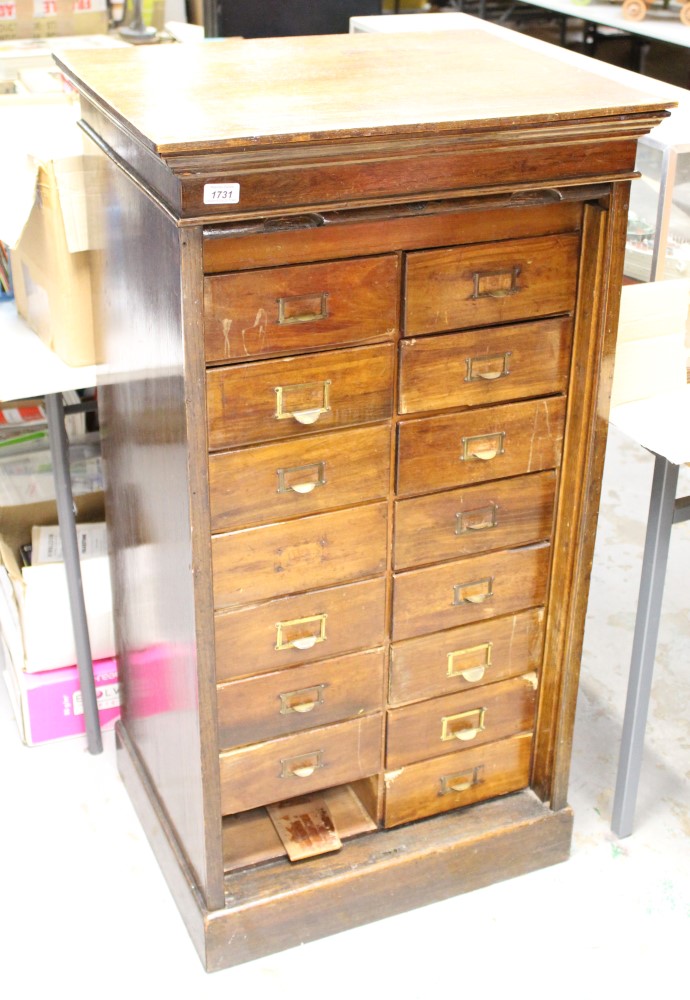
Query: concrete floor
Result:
<box><xmin>1</xmin><ymin>422</ymin><xmax>688</xmax><ymax>994</ymax></box>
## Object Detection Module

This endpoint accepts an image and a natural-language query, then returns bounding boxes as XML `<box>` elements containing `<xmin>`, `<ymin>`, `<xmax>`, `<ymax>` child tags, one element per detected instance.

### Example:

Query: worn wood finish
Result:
<box><xmin>398</xmin><ymin>318</ymin><xmax>573</xmax><ymax>415</ymax></box>
<box><xmin>219</xmin><ymin>714</ymin><xmax>383</xmax><ymax>815</ymax></box>
<box><xmin>393</xmin><ymin>470</ymin><xmax>557</xmax><ymax>570</ymax></box>
<box><xmin>392</xmin><ymin>542</ymin><xmax>551</xmax><ymax>642</ymax></box>
<box><xmin>207</xmin><ymin>344</ymin><xmax>395</xmax><ymax>450</ymax></box>
<box><xmin>404</xmin><ymin>233</ymin><xmax>580</xmax><ymax>336</ymax></box>
<box><xmin>214</xmin><ymin>577</ymin><xmax>387</xmax><ymax>682</ymax></box>
<box><xmin>217</xmin><ymin>648</ymin><xmax>386</xmax><ymax>749</ymax></box>
<box><xmin>60</xmin><ymin>28</ymin><xmax>673</xmax><ymax>973</ymax></box>
<box><xmin>202</xmin><ymin>198</ymin><xmax>585</xmax><ymax>274</ymax></box>
<box><xmin>204</xmin><ymin>256</ymin><xmax>398</xmax><ymax>363</ymax></box>
<box><xmin>386</xmin><ymin>674</ymin><xmax>538</xmax><ymax>769</ymax></box>
<box><xmin>397</xmin><ymin>396</ymin><xmax>566</xmax><ymax>497</ymax></box>
<box><xmin>383</xmin><ymin>732</ymin><xmax>533</xmax><ymax>827</ymax></box>
<box><xmin>389</xmin><ymin>607</ymin><xmax>546</xmax><ymax>706</ymax></box>
<box><xmin>212</xmin><ymin>503</ymin><xmax>388</xmax><ymax>609</ymax></box>
<box><xmin>209</xmin><ymin>423</ymin><xmax>391</xmax><ymax>532</ymax></box>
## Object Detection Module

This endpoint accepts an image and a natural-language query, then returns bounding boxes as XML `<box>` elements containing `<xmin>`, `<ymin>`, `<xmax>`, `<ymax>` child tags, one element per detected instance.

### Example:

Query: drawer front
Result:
<box><xmin>215</xmin><ymin>577</ymin><xmax>387</xmax><ymax>682</ymax></box>
<box><xmin>219</xmin><ymin>714</ymin><xmax>383</xmax><ymax>815</ymax></box>
<box><xmin>397</xmin><ymin>396</ymin><xmax>566</xmax><ymax>497</ymax></box>
<box><xmin>204</xmin><ymin>255</ymin><xmax>399</xmax><ymax>363</ymax></box>
<box><xmin>383</xmin><ymin>732</ymin><xmax>533</xmax><ymax>827</ymax></box>
<box><xmin>210</xmin><ymin>423</ymin><xmax>391</xmax><ymax>532</ymax></box>
<box><xmin>404</xmin><ymin>232</ymin><xmax>580</xmax><ymax>336</ymax></box>
<box><xmin>394</xmin><ymin>470</ymin><xmax>556</xmax><ymax>570</ymax></box>
<box><xmin>207</xmin><ymin>344</ymin><xmax>394</xmax><ymax>450</ymax></box>
<box><xmin>398</xmin><ymin>317</ymin><xmax>572</xmax><ymax>415</ymax></box>
<box><xmin>213</xmin><ymin>503</ymin><xmax>388</xmax><ymax>609</ymax></box>
<box><xmin>386</xmin><ymin>674</ymin><xmax>538</xmax><ymax>768</ymax></box>
<box><xmin>389</xmin><ymin>607</ymin><xmax>545</xmax><ymax>706</ymax></box>
<box><xmin>392</xmin><ymin>542</ymin><xmax>550</xmax><ymax>641</ymax></box>
<box><xmin>217</xmin><ymin>648</ymin><xmax>386</xmax><ymax>749</ymax></box>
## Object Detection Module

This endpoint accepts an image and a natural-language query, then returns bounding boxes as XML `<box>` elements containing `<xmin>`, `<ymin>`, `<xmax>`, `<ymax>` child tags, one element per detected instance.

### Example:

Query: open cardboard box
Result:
<box><xmin>0</xmin><ymin>491</ymin><xmax>116</xmax><ymax>672</ymax></box>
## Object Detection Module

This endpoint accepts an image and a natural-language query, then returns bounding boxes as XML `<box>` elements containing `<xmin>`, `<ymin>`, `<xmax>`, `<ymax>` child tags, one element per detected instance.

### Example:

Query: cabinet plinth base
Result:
<box><xmin>117</xmin><ymin>721</ymin><xmax>573</xmax><ymax>973</ymax></box>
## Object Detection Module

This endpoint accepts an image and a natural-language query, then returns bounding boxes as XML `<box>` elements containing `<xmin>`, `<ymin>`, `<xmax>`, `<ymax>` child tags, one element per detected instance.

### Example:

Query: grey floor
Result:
<box><xmin>1</xmin><ymin>421</ymin><xmax>688</xmax><ymax>994</ymax></box>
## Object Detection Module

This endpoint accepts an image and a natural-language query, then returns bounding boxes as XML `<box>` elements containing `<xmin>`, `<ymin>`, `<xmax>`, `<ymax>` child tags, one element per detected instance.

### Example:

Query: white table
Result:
<box><xmin>0</xmin><ymin>300</ymin><xmax>105</xmax><ymax>753</ymax></box>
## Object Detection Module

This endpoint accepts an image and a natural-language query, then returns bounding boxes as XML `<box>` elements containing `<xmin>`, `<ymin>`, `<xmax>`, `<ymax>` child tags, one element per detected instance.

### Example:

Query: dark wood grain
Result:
<box><xmin>204</xmin><ymin>255</ymin><xmax>399</xmax><ymax>362</ymax></box>
<box><xmin>398</xmin><ymin>318</ymin><xmax>573</xmax><ymax>415</ymax></box>
<box><xmin>383</xmin><ymin>732</ymin><xmax>533</xmax><ymax>827</ymax></box>
<box><xmin>389</xmin><ymin>607</ymin><xmax>546</xmax><ymax>706</ymax></box>
<box><xmin>396</xmin><ymin>397</ymin><xmax>566</xmax><ymax>497</ymax></box>
<box><xmin>217</xmin><ymin>648</ymin><xmax>386</xmax><ymax>749</ymax></box>
<box><xmin>207</xmin><ymin>344</ymin><xmax>395</xmax><ymax>450</ymax></box>
<box><xmin>393</xmin><ymin>470</ymin><xmax>557</xmax><ymax>570</ymax></box>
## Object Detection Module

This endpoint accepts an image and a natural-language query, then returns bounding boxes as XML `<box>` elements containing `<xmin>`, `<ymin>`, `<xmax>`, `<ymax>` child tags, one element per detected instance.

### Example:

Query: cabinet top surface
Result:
<box><xmin>56</xmin><ymin>32</ymin><xmax>673</xmax><ymax>157</ymax></box>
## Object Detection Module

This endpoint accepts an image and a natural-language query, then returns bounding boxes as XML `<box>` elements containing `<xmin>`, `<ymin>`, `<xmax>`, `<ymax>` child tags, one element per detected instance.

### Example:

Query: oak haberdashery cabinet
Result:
<box><xmin>56</xmin><ymin>31</ymin><xmax>671</xmax><ymax>972</ymax></box>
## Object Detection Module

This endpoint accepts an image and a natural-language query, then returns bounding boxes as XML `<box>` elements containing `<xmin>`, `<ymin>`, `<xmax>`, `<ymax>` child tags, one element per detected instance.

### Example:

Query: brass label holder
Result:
<box><xmin>277</xmin><ymin>291</ymin><xmax>329</xmax><ymax>325</ymax></box>
<box><xmin>455</xmin><ymin>502</ymin><xmax>499</xmax><ymax>535</ymax></box>
<box><xmin>276</xmin><ymin>461</ymin><xmax>327</xmax><ymax>495</ymax></box>
<box><xmin>439</xmin><ymin>765</ymin><xmax>485</xmax><ymax>796</ymax></box>
<box><xmin>441</xmin><ymin>707</ymin><xmax>487</xmax><ymax>743</ymax></box>
<box><xmin>275</xmin><ymin>613</ymin><xmax>328</xmax><ymax>651</ymax></box>
<box><xmin>453</xmin><ymin>577</ymin><xmax>494</xmax><ymax>606</ymax></box>
<box><xmin>274</xmin><ymin>380</ymin><xmax>332</xmax><ymax>425</ymax></box>
<box><xmin>447</xmin><ymin>641</ymin><xmax>493</xmax><ymax>682</ymax></box>
<box><xmin>464</xmin><ymin>351</ymin><xmax>512</xmax><ymax>382</ymax></box>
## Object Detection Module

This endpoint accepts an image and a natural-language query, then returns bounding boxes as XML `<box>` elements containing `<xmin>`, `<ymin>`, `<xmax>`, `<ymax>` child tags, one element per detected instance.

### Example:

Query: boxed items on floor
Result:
<box><xmin>0</xmin><ymin>1</ymin><xmax>109</xmax><ymax>41</ymax></box>
<box><xmin>2</xmin><ymin>638</ymin><xmax>119</xmax><ymax>745</ymax></box>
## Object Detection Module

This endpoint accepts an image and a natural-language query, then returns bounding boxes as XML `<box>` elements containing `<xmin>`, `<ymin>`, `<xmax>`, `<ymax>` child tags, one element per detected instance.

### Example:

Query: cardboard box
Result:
<box><xmin>11</xmin><ymin>155</ymin><xmax>100</xmax><ymax>365</ymax></box>
<box><xmin>3</xmin><ymin>642</ymin><xmax>120</xmax><ymax>745</ymax></box>
<box><xmin>0</xmin><ymin>492</ymin><xmax>116</xmax><ymax>672</ymax></box>
<box><xmin>0</xmin><ymin>0</ymin><xmax>109</xmax><ymax>41</ymax></box>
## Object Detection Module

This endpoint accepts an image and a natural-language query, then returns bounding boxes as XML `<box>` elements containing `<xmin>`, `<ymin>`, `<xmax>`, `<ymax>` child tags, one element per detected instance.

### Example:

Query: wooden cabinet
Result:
<box><xmin>56</xmin><ymin>30</ymin><xmax>671</xmax><ymax>972</ymax></box>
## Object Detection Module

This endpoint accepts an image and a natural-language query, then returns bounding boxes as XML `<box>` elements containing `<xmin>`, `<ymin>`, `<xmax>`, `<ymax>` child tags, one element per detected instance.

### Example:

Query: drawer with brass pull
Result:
<box><xmin>217</xmin><ymin>648</ymin><xmax>385</xmax><ymax>749</ymax></box>
<box><xmin>204</xmin><ymin>255</ymin><xmax>399</xmax><ymax>363</ymax></box>
<box><xmin>404</xmin><ymin>232</ymin><xmax>580</xmax><ymax>336</ymax></box>
<box><xmin>398</xmin><ymin>317</ymin><xmax>572</xmax><ymax>415</ymax></box>
<box><xmin>383</xmin><ymin>731</ymin><xmax>533</xmax><ymax>827</ymax></box>
<box><xmin>207</xmin><ymin>343</ymin><xmax>394</xmax><ymax>450</ymax></box>
<box><xmin>215</xmin><ymin>577</ymin><xmax>387</xmax><ymax>682</ymax></box>
<box><xmin>385</xmin><ymin>674</ymin><xmax>538</xmax><ymax>769</ymax></box>
<box><xmin>213</xmin><ymin>502</ymin><xmax>388</xmax><ymax>610</ymax></box>
<box><xmin>396</xmin><ymin>396</ymin><xmax>565</xmax><ymax>497</ymax></box>
<box><xmin>219</xmin><ymin>714</ymin><xmax>383</xmax><ymax>815</ymax></box>
<box><xmin>394</xmin><ymin>470</ymin><xmax>556</xmax><ymax>570</ymax></box>
<box><xmin>392</xmin><ymin>542</ymin><xmax>550</xmax><ymax>641</ymax></box>
<box><xmin>209</xmin><ymin>423</ymin><xmax>391</xmax><ymax>532</ymax></box>
<box><xmin>389</xmin><ymin>607</ymin><xmax>545</xmax><ymax>706</ymax></box>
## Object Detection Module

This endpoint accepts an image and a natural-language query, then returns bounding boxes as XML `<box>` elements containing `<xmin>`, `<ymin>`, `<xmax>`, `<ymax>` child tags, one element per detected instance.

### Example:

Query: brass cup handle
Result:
<box><xmin>469</xmin><ymin>446</ymin><xmax>499</xmax><ymax>461</ymax></box>
<box><xmin>446</xmin><ymin>778</ymin><xmax>473</xmax><ymax>792</ymax></box>
<box><xmin>289</xmin><ymin>701</ymin><xmax>317</xmax><ymax>714</ymax></box>
<box><xmin>292</xmin><ymin>409</ymin><xmax>323</xmax><ymax>425</ymax></box>
<box><xmin>289</xmin><ymin>481</ymin><xmax>317</xmax><ymax>494</ymax></box>
<box><xmin>454</xmin><ymin>727</ymin><xmax>480</xmax><ymax>742</ymax></box>
<box><xmin>459</xmin><ymin>666</ymin><xmax>486</xmax><ymax>683</ymax></box>
<box><xmin>485</xmin><ymin>289</ymin><xmax>516</xmax><ymax>299</ymax></box>
<box><xmin>291</xmin><ymin>765</ymin><xmax>317</xmax><ymax>777</ymax></box>
<box><xmin>290</xmin><ymin>635</ymin><xmax>318</xmax><ymax>650</ymax></box>
<box><xmin>476</xmin><ymin>371</ymin><xmax>503</xmax><ymax>380</ymax></box>
<box><xmin>462</xmin><ymin>593</ymin><xmax>491</xmax><ymax>605</ymax></box>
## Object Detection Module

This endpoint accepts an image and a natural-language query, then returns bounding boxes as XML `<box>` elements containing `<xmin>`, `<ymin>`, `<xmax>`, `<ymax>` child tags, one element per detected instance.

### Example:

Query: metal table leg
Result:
<box><xmin>611</xmin><ymin>452</ymin><xmax>678</xmax><ymax>838</ymax></box>
<box><xmin>44</xmin><ymin>392</ymin><xmax>103</xmax><ymax>755</ymax></box>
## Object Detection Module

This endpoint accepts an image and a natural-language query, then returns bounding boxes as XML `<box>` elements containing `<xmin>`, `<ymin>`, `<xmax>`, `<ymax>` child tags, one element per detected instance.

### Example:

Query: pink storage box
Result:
<box><xmin>4</xmin><ymin>652</ymin><xmax>120</xmax><ymax>745</ymax></box>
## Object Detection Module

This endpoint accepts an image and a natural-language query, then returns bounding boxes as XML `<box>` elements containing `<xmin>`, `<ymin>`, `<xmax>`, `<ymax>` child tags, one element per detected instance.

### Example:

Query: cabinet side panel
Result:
<box><xmin>89</xmin><ymin>147</ymin><xmax>220</xmax><ymax>904</ymax></box>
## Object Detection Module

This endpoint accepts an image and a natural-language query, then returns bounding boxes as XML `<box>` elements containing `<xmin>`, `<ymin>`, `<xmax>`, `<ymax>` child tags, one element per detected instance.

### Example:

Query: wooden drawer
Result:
<box><xmin>219</xmin><ymin>714</ymin><xmax>383</xmax><ymax>815</ymax></box>
<box><xmin>204</xmin><ymin>255</ymin><xmax>399</xmax><ymax>363</ymax></box>
<box><xmin>210</xmin><ymin>423</ymin><xmax>391</xmax><ymax>532</ymax></box>
<box><xmin>389</xmin><ymin>607</ymin><xmax>545</xmax><ymax>706</ymax></box>
<box><xmin>383</xmin><ymin>732</ymin><xmax>533</xmax><ymax>827</ymax></box>
<box><xmin>397</xmin><ymin>396</ymin><xmax>565</xmax><ymax>497</ymax></box>
<box><xmin>386</xmin><ymin>674</ymin><xmax>538</xmax><ymax>768</ymax></box>
<box><xmin>215</xmin><ymin>577</ymin><xmax>387</xmax><ymax>682</ymax></box>
<box><xmin>213</xmin><ymin>502</ymin><xmax>388</xmax><ymax>610</ymax></box>
<box><xmin>394</xmin><ymin>470</ymin><xmax>556</xmax><ymax>570</ymax></box>
<box><xmin>207</xmin><ymin>344</ymin><xmax>394</xmax><ymax>451</ymax></box>
<box><xmin>398</xmin><ymin>317</ymin><xmax>572</xmax><ymax>415</ymax></box>
<box><xmin>404</xmin><ymin>232</ymin><xmax>580</xmax><ymax>336</ymax></box>
<box><xmin>392</xmin><ymin>542</ymin><xmax>550</xmax><ymax>642</ymax></box>
<box><xmin>217</xmin><ymin>648</ymin><xmax>386</xmax><ymax>749</ymax></box>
